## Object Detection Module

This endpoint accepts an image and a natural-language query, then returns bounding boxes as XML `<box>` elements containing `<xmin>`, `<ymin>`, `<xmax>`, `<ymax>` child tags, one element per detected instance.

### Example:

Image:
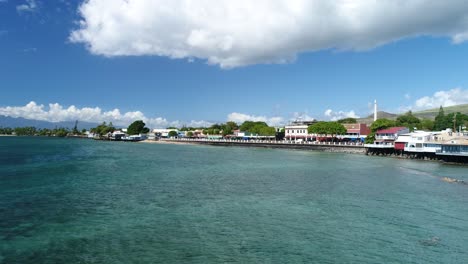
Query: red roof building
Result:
<box><xmin>375</xmin><ymin>127</ymin><xmax>410</xmax><ymax>144</ymax></box>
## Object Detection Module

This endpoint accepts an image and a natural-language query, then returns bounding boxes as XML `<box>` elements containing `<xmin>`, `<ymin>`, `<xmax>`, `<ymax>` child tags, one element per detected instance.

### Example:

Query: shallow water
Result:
<box><xmin>1</xmin><ymin>137</ymin><xmax>467</xmax><ymax>263</ymax></box>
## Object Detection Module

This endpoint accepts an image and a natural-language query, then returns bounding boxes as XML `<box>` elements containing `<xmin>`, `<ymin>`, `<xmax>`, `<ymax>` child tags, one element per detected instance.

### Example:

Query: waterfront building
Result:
<box><xmin>365</xmin><ymin>126</ymin><xmax>409</xmax><ymax>149</ymax></box>
<box><xmin>402</xmin><ymin>131</ymin><xmax>442</xmax><ymax>153</ymax></box>
<box><xmin>341</xmin><ymin>123</ymin><xmax>370</xmax><ymax>142</ymax></box>
<box><xmin>437</xmin><ymin>138</ymin><xmax>468</xmax><ymax>157</ymax></box>
<box><xmin>285</xmin><ymin>120</ymin><xmax>316</xmax><ymax>141</ymax></box>
<box><xmin>111</xmin><ymin>130</ymin><xmax>126</xmax><ymax>140</ymax></box>
<box><xmin>374</xmin><ymin>127</ymin><xmax>409</xmax><ymax>145</ymax></box>
<box><xmin>152</xmin><ymin>128</ymin><xmax>178</xmax><ymax>138</ymax></box>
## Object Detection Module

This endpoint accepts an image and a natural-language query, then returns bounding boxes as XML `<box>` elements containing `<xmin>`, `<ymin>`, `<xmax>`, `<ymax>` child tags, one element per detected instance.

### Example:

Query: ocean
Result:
<box><xmin>1</xmin><ymin>137</ymin><xmax>467</xmax><ymax>263</ymax></box>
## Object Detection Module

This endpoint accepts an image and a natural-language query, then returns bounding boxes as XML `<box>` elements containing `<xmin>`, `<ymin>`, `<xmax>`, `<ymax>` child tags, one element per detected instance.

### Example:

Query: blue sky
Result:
<box><xmin>1</xmin><ymin>0</ymin><xmax>468</xmax><ymax>127</ymax></box>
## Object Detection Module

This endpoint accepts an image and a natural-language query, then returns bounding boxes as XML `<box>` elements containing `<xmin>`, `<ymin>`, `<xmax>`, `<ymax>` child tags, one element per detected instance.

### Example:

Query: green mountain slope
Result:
<box><xmin>413</xmin><ymin>104</ymin><xmax>468</xmax><ymax>119</ymax></box>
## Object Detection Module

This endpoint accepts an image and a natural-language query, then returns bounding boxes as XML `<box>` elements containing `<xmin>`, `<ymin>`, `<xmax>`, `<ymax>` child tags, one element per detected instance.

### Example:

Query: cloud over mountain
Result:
<box><xmin>70</xmin><ymin>0</ymin><xmax>468</xmax><ymax>68</ymax></box>
<box><xmin>324</xmin><ymin>109</ymin><xmax>359</xmax><ymax>121</ymax></box>
<box><xmin>0</xmin><ymin>101</ymin><xmax>212</xmax><ymax>128</ymax></box>
<box><xmin>227</xmin><ymin>112</ymin><xmax>284</xmax><ymax>126</ymax></box>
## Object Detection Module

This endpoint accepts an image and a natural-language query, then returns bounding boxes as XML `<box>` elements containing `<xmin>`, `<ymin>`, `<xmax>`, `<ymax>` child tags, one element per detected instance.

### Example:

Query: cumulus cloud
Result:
<box><xmin>70</xmin><ymin>0</ymin><xmax>468</xmax><ymax>68</ymax></box>
<box><xmin>324</xmin><ymin>109</ymin><xmax>359</xmax><ymax>121</ymax></box>
<box><xmin>16</xmin><ymin>0</ymin><xmax>38</xmax><ymax>13</ymax></box>
<box><xmin>227</xmin><ymin>112</ymin><xmax>284</xmax><ymax>126</ymax></box>
<box><xmin>0</xmin><ymin>101</ymin><xmax>212</xmax><ymax>128</ymax></box>
<box><xmin>411</xmin><ymin>87</ymin><xmax>468</xmax><ymax>110</ymax></box>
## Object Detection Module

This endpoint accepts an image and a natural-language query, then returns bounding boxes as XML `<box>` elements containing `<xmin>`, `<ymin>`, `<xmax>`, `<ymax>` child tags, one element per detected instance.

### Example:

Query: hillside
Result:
<box><xmin>357</xmin><ymin>111</ymin><xmax>398</xmax><ymax>125</ymax></box>
<box><xmin>356</xmin><ymin>104</ymin><xmax>468</xmax><ymax>124</ymax></box>
<box><xmin>412</xmin><ymin>104</ymin><xmax>468</xmax><ymax>119</ymax></box>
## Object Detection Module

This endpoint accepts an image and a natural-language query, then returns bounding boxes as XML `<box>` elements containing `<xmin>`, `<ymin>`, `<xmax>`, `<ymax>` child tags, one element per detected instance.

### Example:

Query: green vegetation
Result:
<box><xmin>433</xmin><ymin>106</ymin><xmax>468</xmax><ymax>131</ymax></box>
<box><xmin>395</xmin><ymin>111</ymin><xmax>420</xmax><ymax>132</ymax></box>
<box><xmin>337</xmin><ymin>117</ymin><xmax>357</xmax><ymax>124</ymax></box>
<box><xmin>168</xmin><ymin>130</ymin><xmax>178</xmax><ymax>137</ymax></box>
<box><xmin>186</xmin><ymin>131</ymin><xmax>194</xmax><ymax>137</ymax></box>
<box><xmin>127</xmin><ymin>120</ymin><xmax>150</xmax><ymax>135</ymax></box>
<box><xmin>90</xmin><ymin>122</ymin><xmax>115</xmax><ymax>137</ymax></box>
<box><xmin>239</xmin><ymin>121</ymin><xmax>276</xmax><ymax>136</ymax></box>
<box><xmin>0</xmin><ymin>127</ymin><xmax>14</xmax><ymax>135</ymax></box>
<box><xmin>307</xmin><ymin>122</ymin><xmax>346</xmax><ymax>140</ymax></box>
<box><xmin>0</xmin><ymin>126</ymin><xmax>71</xmax><ymax>137</ymax></box>
<box><xmin>365</xmin><ymin>118</ymin><xmax>395</xmax><ymax>144</ymax></box>
<box><xmin>413</xmin><ymin>103</ymin><xmax>468</xmax><ymax>120</ymax></box>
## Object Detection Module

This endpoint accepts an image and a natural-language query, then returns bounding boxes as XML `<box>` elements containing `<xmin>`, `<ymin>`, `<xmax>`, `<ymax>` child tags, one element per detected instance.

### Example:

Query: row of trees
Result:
<box><xmin>0</xmin><ymin>126</ymin><xmax>72</xmax><ymax>137</ymax></box>
<box><xmin>434</xmin><ymin>107</ymin><xmax>468</xmax><ymax>131</ymax></box>
<box><xmin>307</xmin><ymin>122</ymin><xmax>346</xmax><ymax>139</ymax></box>
<box><xmin>200</xmin><ymin>121</ymin><xmax>277</xmax><ymax>136</ymax></box>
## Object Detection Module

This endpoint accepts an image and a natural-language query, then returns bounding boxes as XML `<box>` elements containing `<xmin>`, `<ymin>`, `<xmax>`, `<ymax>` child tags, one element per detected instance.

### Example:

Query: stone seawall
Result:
<box><xmin>162</xmin><ymin>140</ymin><xmax>367</xmax><ymax>154</ymax></box>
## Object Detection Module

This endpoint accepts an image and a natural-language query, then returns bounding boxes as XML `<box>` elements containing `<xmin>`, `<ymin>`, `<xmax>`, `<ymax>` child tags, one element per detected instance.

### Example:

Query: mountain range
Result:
<box><xmin>0</xmin><ymin>116</ymin><xmax>99</xmax><ymax>130</ymax></box>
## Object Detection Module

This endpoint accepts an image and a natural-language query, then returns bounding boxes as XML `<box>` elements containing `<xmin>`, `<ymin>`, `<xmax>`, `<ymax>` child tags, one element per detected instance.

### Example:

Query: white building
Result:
<box><xmin>401</xmin><ymin>131</ymin><xmax>442</xmax><ymax>153</ymax></box>
<box><xmin>153</xmin><ymin>128</ymin><xmax>178</xmax><ymax>138</ymax></box>
<box><xmin>284</xmin><ymin>120</ymin><xmax>316</xmax><ymax>141</ymax></box>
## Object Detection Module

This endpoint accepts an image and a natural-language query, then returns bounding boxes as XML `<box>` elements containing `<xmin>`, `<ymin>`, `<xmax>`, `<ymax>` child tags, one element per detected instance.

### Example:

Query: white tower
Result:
<box><xmin>374</xmin><ymin>100</ymin><xmax>378</xmax><ymax>121</ymax></box>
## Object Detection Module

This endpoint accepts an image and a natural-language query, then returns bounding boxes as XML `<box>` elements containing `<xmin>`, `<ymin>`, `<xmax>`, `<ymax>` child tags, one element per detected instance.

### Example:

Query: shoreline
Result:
<box><xmin>140</xmin><ymin>139</ymin><xmax>468</xmax><ymax>165</ymax></box>
<box><xmin>140</xmin><ymin>139</ymin><xmax>367</xmax><ymax>154</ymax></box>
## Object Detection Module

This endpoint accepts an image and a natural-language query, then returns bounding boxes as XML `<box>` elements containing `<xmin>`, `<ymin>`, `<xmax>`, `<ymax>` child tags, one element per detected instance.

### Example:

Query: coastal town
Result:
<box><xmin>2</xmin><ymin>102</ymin><xmax>467</xmax><ymax>163</ymax></box>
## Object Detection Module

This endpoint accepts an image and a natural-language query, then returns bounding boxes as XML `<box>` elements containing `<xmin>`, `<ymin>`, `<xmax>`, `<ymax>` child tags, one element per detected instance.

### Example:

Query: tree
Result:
<box><xmin>186</xmin><ymin>131</ymin><xmax>194</xmax><ymax>137</ymax></box>
<box><xmin>168</xmin><ymin>130</ymin><xmax>178</xmax><ymax>138</ymax></box>
<box><xmin>259</xmin><ymin>126</ymin><xmax>276</xmax><ymax>136</ymax></box>
<box><xmin>370</xmin><ymin>118</ymin><xmax>395</xmax><ymax>132</ymax></box>
<box><xmin>396</xmin><ymin>111</ymin><xmax>420</xmax><ymax>131</ymax></box>
<box><xmin>308</xmin><ymin>121</ymin><xmax>329</xmax><ymax>135</ymax></box>
<box><xmin>239</xmin><ymin>121</ymin><xmax>268</xmax><ymax>132</ymax></box>
<box><xmin>308</xmin><ymin>122</ymin><xmax>346</xmax><ymax>141</ymax></box>
<box><xmin>420</xmin><ymin>119</ymin><xmax>434</xmax><ymax>131</ymax></box>
<box><xmin>337</xmin><ymin>118</ymin><xmax>357</xmax><ymax>124</ymax></box>
<box><xmin>127</xmin><ymin>120</ymin><xmax>150</xmax><ymax>135</ymax></box>
<box><xmin>222</xmin><ymin>121</ymin><xmax>238</xmax><ymax>136</ymax></box>
<box><xmin>365</xmin><ymin>118</ymin><xmax>396</xmax><ymax>143</ymax></box>
<box><xmin>91</xmin><ymin>122</ymin><xmax>115</xmax><ymax>137</ymax></box>
<box><xmin>434</xmin><ymin>106</ymin><xmax>450</xmax><ymax>131</ymax></box>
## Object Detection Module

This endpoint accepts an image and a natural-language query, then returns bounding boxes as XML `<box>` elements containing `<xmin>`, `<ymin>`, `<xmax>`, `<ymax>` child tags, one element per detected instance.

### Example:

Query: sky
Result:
<box><xmin>1</xmin><ymin>0</ymin><xmax>468</xmax><ymax>128</ymax></box>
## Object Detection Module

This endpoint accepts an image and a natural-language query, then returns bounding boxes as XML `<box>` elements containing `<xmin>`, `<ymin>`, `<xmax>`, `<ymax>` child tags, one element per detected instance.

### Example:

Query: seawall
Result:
<box><xmin>158</xmin><ymin>139</ymin><xmax>367</xmax><ymax>154</ymax></box>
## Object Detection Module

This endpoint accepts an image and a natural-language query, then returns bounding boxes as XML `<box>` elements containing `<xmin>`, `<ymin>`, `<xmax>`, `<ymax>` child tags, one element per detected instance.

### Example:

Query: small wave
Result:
<box><xmin>441</xmin><ymin>177</ymin><xmax>467</xmax><ymax>185</ymax></box>
<box><xmin>419</xmin><ymin>236</ymin><xmax>441</xmax><ymax>246</ymax></box>
<box><xmin>397</xmin><ymin>166</ymin><xmax>435</xmax><ymax>177</ymax></box>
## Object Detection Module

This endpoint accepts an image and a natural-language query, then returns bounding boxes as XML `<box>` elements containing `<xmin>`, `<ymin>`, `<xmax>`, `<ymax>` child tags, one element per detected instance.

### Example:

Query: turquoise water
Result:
<box><xmin>1</xmin><ymin>137</ymin><xmax>467</xmax><ymax>263</ymax></box>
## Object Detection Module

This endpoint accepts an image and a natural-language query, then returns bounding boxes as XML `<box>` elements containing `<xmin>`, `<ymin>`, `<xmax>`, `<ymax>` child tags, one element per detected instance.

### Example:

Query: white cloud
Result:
<box><xmin>0</xmin><ymin>101</ymin><xmax>211</xmax><ymax>128</ymax></box>
<box><xmin>324</xmin><ymin>109</ymin><xmax>359</xmax><ymax>121</ymax></box>
<box><xmin>291</xmin><ymin>111</ymin><xmax>315</xmax><ymax>122</ymax></box>
<box><xmin>70</xmin><ymin>0</ymin><xmax>468</xmax><ymax>68</ymax></box>
<box><xmin>227</xmin><ymin>112</ymin><xmax>284</xmax><ymax>126</ymax></box>
<box><xmin>16</xmin><ymin>0</ymin><xmax>38</xmax><ymax>13</ymax></box>
<box><xmin>22</xmin><ymin>47</ymin><xmax>37</xmax><ymax>53</ymax></box>
<box><xmin>411</xmin><ymin>87</ymin><xmax>468</xmax><ymax>110</ymax></box>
